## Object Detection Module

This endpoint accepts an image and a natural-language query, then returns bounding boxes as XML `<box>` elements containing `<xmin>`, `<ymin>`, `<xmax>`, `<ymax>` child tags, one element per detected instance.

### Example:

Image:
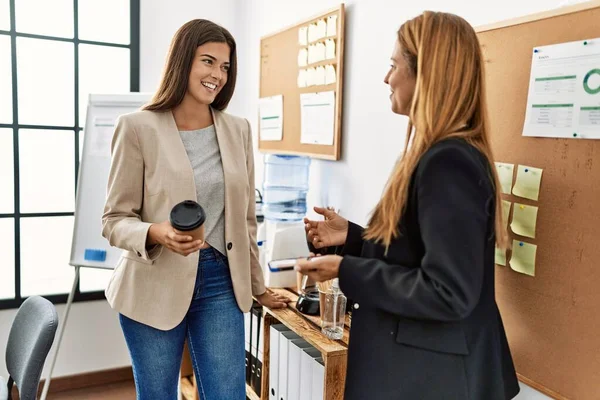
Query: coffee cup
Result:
<box><xmin>169</xmin><ymin>200</ymin><xmax>206</xmax><ymax>242</ymax></box>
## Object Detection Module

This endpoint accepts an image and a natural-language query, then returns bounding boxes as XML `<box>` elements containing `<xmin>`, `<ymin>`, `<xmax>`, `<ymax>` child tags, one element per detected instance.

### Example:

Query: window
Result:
<box><xmin>0</xmin><ymin>36</ymin><xmax>12</xmax><ymax>124</ymax></box>
<box><xmin>15</xmin><ymin>0</ymin><xmax>74</xmax><ymax>38</ymax></box>
<box><xmin>0</xmin><ymin>0</ymin><xmax>139</xmax><ymax>309</ymax></box>
<box><xmin>0</xmin><ymin>0</ymin><xmax>10</xmax><ymax>31</ymax></box>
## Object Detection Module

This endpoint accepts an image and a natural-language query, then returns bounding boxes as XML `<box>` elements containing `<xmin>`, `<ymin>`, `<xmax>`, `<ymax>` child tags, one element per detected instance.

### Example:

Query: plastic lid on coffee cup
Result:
<box><xmin>169</xmin><ymin>200</ymin><xmax>206</xmax><ymax>231</ymax></box>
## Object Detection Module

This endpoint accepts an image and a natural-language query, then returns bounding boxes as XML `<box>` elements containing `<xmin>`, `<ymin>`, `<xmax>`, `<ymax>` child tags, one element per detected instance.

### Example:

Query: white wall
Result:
<box><xmin>140</xmin><ymin>0</ymin><xmax>239</xmax><ymax>92</ymax></box>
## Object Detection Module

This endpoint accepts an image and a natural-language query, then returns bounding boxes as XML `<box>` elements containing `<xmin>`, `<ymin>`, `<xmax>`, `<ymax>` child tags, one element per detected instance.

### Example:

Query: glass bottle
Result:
<box><xmin>321</xmin><ymin>278</ymin><xmax>346</xmax><ymax>340</ymax></box>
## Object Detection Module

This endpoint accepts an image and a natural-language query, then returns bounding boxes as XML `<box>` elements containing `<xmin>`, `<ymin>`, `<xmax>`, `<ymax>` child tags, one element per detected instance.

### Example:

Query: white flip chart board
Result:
<box><xmin>69</xmin><ymin>93</ymin><xmax>151</xmax><ymax>269</ymax></box>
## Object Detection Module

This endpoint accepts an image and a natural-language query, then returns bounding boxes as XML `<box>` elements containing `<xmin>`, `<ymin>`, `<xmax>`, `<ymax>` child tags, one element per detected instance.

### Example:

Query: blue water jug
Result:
<box><xmin>262</xmin><ymin>155</ymin><xmax>311</xmax><ymax>221</ymax></box>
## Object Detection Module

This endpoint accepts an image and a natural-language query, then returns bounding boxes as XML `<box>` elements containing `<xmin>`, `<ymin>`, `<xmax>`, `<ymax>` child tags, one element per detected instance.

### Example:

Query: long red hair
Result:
<box><xmin>364</xmin><ymin>11</ymin><xmax>508</xmax><ymax>250</ymax></box>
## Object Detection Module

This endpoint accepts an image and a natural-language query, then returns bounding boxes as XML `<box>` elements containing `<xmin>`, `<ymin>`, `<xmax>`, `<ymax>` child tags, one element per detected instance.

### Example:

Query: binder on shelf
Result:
<box><xmin>279</xmin><ymin>330</ymin><xmax>301</xmax><ymax>400</ymax></box>
<box><xmin>256</xmin><ymin>308</ymin><xmax>265</xmax><ymax>395</ymax></box>
<box><xmin>250</xmin><ymin>305</ymin><xmax>260</xmax><ymax>392</ymax></box>
<box><xmin>258</xmin><ymin>308</ymin><xmax>265</xmax><ymax>357</ymax></box>
<box><xmin>251</xmin><ymin>305</ymin><xmax>264</xmax><ymax>395</ymax></box>
<box><xmin>301</xmin><ymin>347</ymin><xmax>321</xmax><ymax>400</ymax></box>
<box><xmin>287</xmin><ymin>339</ymin><xmax>314</xmax><ymax>400</ymax></box>
<box><xmin>256</xmin><ymin>348</ymin><xmax>264</xmax><ymax>396</ymax></box>
<box><xmin>246</xmin><ymin>310</ymin><xmax>253</xmax><ymax>384</ymax></box>
<box><xmin>311</xmin><ymin>357</ymin><xmax>325</xmax><ymax>400</ymax></box>
<box><xmin>244</xmin><ymin>312</ymin><xmax>251</xmax><ymax>384</ymax></box>
<box><xmin>269</xmin><ymin>324</ymin><xmax>291</xmax><ymax>400</ymax></box>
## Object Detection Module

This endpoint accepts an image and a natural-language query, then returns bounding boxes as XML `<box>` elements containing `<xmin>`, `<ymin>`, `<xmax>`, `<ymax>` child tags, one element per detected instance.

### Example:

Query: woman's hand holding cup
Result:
<box><xmin>148</xmin><ymin>221</ymin><xmax>204</xmax><ymax>256</ymax></box>
<box><xmin>147</xmin><ymin>200</ymin><xmax>207</xmax><ymax>256</ymax></box>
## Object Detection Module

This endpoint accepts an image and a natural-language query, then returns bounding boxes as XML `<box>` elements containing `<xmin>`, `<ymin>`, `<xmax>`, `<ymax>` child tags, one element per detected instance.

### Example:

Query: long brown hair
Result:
<box><xmin>364</xmin><ymin>11</ymin><xmax>508</xmax><ymax>250</ymax></box>
<box><xmin>143</xmin><ymin>19</ymin><xmax>237</xmax><ymax>112</ymax></box>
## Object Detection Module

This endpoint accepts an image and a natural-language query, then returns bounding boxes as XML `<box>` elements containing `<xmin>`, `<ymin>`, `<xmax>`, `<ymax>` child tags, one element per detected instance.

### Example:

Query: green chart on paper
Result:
<box><xmin>523</xmin><ymin>38</ymin><xmax>600</xmax><ymax>139</ymax></box>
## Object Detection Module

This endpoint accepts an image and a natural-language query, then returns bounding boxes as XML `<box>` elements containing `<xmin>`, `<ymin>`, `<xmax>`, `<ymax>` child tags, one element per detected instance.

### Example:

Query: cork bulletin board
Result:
<box><xmin>258</xmin><ymin>4</ymin><xmax>345</xmax><ymax>160</ymax></box>
<box><xmin>476</xmin><ymin>2</ymin><xmax>600</xmax><ymax>399</ymax></box>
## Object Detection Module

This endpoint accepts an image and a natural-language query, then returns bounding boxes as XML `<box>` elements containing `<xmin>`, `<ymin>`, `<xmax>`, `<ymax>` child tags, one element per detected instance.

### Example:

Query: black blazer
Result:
<box><xmin>338</xmin><ymin>138</ymin><xmax>520</xmax><ymax>400</ymax></box>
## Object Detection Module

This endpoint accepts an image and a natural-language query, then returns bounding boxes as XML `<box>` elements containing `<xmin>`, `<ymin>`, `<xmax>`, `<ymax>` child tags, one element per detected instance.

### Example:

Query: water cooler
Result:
<box><xmin>258</xmin><ymin>155</ymin><xmax>311</xmax><ymax>287</ymax></box>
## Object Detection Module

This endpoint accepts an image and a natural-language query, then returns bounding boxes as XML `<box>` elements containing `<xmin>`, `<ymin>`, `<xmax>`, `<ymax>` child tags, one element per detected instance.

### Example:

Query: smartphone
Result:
<box><xmin>267</xmin><ymin>258</ymin><xmax>298</xmax><ymax>272</ymax></box>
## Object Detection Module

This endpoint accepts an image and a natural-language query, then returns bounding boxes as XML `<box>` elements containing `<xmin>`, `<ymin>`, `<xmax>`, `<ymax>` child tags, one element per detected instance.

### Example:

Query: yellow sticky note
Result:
<box><xmin>495</xmin><ymin>162</ymin><xmax>514</xmax><ymax>195</ymax></box>
<box><xmin>510</xmin><ymin>203</ymin><xmax>538</xmax><ymax>239</ymax></box>
<box><xmin>495</xmin><ymin>247</ymin><xmax>506</xmax><ymax>266</ymax></box>
<box><xmin>510</xmin><ymin>240</ymin><xmax>537</xmax><ymax>276</ymax></box>
<box><xmin>512</xmin><ymin>165</ymin><xmax>543</xmax><ymax>201</ymax></box>
<box><xmin>501</xmin><ymin>200</ymin><xmax>511</xmax><ymax>228</ymax></box>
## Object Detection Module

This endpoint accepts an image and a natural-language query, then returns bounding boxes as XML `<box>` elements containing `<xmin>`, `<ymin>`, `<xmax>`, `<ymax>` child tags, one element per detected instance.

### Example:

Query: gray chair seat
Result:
<box><xmin>0</xmin><ymin>375</ymin><xmax>8</xmax><ymax>400</ymax></box>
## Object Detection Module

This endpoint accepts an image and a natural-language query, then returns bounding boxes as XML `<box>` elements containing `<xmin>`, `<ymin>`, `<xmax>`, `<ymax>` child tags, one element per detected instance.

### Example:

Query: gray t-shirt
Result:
<box><xmin>178</xmin><ymin>125</ymin><xmax>226</xmax><ymax>255</ymax></box>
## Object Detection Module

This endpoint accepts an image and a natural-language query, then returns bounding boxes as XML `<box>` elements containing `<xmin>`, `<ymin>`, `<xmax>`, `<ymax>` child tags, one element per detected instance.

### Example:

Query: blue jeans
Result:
<box><xmin>119</xmin><ymin>248</ymin><xmax>245</xmax><ymax>400</ymax></box>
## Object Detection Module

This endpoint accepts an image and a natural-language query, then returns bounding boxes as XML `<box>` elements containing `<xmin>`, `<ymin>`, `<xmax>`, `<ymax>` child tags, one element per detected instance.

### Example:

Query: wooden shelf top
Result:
<box><xmin>263</xmin><ymin>288</ymin><xmax>349</xmax><ymax>356</ymax></box>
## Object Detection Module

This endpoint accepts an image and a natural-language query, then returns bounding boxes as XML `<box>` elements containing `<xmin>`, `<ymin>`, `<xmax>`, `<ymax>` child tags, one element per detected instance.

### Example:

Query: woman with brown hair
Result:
<box><xmin>296</xmin><ymin>11</ymin><xmax>520</xmax><ymax>399</ymax></box>
<box><xmin>102</xmin><ymin>19</ymin><xmax>288</xmax><ymax>399</ymax></box>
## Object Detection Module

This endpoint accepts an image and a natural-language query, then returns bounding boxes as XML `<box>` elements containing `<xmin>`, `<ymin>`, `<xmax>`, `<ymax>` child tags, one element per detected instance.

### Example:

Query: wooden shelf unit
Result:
<box><xmin>249</xmin><ymin>288</ymin><xmax>350</xmax><ymax>400</ymax></box>
<box><xmin>181</xmin><ymin>287</ymin><xmax>350</xmax><ymax>400</ymax></box>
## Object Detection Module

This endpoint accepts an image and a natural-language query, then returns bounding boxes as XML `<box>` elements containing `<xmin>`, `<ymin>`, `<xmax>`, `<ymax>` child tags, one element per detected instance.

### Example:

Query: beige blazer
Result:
<box><xmin>102</xmin><ymin>108</ymin><xmax>265</xmax><ymax>331</ymax></box>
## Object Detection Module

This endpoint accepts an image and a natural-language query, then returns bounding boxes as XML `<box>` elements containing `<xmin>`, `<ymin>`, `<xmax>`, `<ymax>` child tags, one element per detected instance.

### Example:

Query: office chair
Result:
<box><xmin>1</xmin><ymin>296</ymin><xmax>58</xmax><ymax>400</ymax></box>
